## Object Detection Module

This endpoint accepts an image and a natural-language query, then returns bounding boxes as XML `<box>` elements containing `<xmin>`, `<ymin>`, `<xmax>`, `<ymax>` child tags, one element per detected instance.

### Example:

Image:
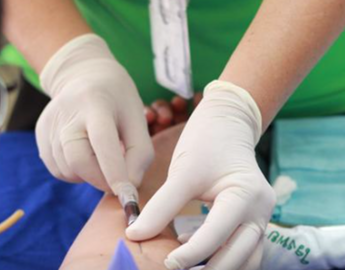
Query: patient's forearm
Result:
<box><xmin>60</xmin><ymin>195</ymin><xmax>179</xmax><ymax>270</ymax></box>
<box><xmin>60</xmin><ymin>125</ymin><xmax>185</xmax><ymax>270</ymax></box>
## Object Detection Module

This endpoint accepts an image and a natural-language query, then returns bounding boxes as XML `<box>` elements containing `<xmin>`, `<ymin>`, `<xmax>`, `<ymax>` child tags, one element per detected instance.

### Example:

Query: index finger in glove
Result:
<box><xmin>164</xmin><ymin>188</ymin><xmax>249</xmax><ymax>270</ymax></box>
<box><xmin>126</xmin><ymin>179</ymin><xmax>194</xmax><ymax>241</ymax></box>
<box><xmin>87</xmin><ymin>113</ymin><xmax>128</xmax><ymax>194</ymax></box>
<box><xmin>61</xmin><ymin>129</ymin><xmax>111</xmax><ymax>192</ymax></box>
<box><xmin>120</xmin><ymin>106</ymin><xmax>154</xmax><ymax>188</ymax></box>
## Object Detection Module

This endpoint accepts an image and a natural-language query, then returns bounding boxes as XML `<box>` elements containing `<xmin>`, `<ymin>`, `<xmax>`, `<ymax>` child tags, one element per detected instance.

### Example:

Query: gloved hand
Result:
<box><xmin>126</xmin><ymin>80</ymin><xmax>276</xmax><ymax>270</ymax></box>
<box><xmin>36</xmin><ymin>34</ymin><xmax>154</xmax><ymax>193</ymax></box>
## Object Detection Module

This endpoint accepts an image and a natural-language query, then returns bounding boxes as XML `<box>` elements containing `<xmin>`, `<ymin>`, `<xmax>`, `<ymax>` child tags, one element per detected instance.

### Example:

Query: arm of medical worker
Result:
<box><xmin>126</xmin><ymin>1</ymin><xmax>345</xmax><ymax>270</ymax></box>
<box><xmin>2</xmin><ymin>0</ymin><xmax>154</xmax><ymax>194</ymax></box>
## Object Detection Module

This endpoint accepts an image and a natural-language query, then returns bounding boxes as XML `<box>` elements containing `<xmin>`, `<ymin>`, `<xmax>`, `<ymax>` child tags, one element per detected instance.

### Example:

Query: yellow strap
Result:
<box><xmin>0</xmin><ymin>210</ymin><xmax>25</xmax><ymax>234</ymax></box>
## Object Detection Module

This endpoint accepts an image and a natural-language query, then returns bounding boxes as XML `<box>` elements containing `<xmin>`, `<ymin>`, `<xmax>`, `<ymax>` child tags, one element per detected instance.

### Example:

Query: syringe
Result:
<box><xmin>117</xmin><ymin>182</ymin><xmax>140</xmax><ymax>226</ymax></box>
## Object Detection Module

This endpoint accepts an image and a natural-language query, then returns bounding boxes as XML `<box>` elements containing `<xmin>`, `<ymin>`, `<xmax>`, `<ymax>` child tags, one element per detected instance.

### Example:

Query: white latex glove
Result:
<box><xmin>126</xmin><ymin>80</ymin><xmax>276</xmax><ymax>270</ymax></box>
<box><xmin>36</xmin><ymin>34</ymin><xmax>154</xmax><ymax>194</ymax></box>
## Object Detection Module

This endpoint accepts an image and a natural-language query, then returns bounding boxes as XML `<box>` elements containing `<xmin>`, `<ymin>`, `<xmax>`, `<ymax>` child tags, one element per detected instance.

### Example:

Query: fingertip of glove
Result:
<box><xmin>177</xmin><ymin>233</ymin><xmax>191</xmax><ymax>244</ymax></box>
<box><xmin>164</xmin><ymin>257</ymin><xmax>183</xmax><ymax>270</ymax></box>
<box><xmin>125</xmin><ymin>224</ymin><xmax>146</xmax><ymax>241</ymax></box>
<box><xmin>125</xmin><ymin>226</ymin><xmax>137</xmax><ymax>239</ymax></box>
<box><xmin>126</xmin><ymin>222</ymin><xmax>163</xmax><ymax>243</ymax></box>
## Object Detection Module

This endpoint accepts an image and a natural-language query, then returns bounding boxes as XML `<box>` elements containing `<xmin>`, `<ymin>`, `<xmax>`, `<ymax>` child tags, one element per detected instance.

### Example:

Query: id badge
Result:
<box><xmin>149</xmin><ymin>0</ymin><xmax>193</xmax><ymax>99</ymax></box>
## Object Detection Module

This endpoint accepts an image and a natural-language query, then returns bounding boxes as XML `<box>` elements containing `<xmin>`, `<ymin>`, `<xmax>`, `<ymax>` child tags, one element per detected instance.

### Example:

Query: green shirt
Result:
<box><xmin>2</xmin><ymin>0</ymin><xmax>345</xmax><ymax>118</ymax></box>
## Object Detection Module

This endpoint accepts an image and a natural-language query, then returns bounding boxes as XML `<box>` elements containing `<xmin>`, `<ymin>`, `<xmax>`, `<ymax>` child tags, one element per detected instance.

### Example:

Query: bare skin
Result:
<box><xmin>60</xmin><ymin>125</ymin><xmax>185</xmax><ymax>270</ymax></box>
<box><xmin>220</xmin><ymin>0</ymin><xmax>345</xmax><ymax>130</ymax></box>
<box><xmin>2</xmin><ymin>0</ymin><xmax>91</xmax><ymax>73</ymax></box>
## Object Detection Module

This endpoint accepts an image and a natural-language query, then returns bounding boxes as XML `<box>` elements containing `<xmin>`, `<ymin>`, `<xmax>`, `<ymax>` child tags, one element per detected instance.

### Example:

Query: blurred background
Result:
<box><xmin>0</xmin><ymin>44</ymin><xmax>50</xmax><ymax>133</ymax></box>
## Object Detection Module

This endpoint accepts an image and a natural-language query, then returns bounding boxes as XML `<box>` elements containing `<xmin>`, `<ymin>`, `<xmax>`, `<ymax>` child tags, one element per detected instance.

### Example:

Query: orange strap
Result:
<box><xmin>0</xmin><ymin>209</ymin><xmax>25</xmax><ymax>234</ymax></box>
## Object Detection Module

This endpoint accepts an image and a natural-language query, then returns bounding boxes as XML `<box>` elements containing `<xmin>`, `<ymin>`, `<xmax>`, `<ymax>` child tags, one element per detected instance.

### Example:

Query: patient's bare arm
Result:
<box><xmin>60</xmin><ymin>125</ymin><xmax>185</xmax><ymax>270</ymax></box>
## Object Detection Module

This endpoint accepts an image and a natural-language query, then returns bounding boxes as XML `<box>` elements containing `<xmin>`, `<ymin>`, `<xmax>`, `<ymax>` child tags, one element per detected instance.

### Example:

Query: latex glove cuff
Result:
<box><xmin>204</xmin><ymin>80</ymin><xmax>263</xmax><ymax>144</ymax></box>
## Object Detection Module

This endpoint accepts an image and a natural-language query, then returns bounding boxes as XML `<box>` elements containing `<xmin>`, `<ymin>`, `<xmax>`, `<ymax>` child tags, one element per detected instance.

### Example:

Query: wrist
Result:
<box><xmin>40</xmin><ymin>33</ymin><xmax>120</xmax><ymax>98</ymax></box>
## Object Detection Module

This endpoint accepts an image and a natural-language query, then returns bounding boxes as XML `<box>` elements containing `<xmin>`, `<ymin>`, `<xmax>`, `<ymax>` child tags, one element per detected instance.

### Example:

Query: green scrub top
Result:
<box><xmin>1</xmin><ymin>0</ymin><xmax>345</xmax><ymax>118</ymax></box>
